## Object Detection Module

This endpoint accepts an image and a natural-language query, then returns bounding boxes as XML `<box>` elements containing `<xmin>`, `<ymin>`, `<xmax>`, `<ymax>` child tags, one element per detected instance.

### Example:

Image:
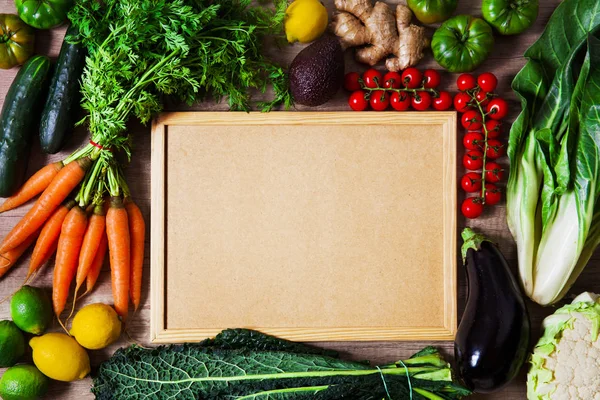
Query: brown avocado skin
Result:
<box><xmin>289</xmin><ymin>35</ymin><xmax>345</xmax><ymax>107</ymax></box>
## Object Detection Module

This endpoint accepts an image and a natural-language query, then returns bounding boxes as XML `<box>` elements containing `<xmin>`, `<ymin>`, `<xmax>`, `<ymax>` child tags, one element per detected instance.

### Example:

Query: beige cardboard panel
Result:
<box><xmin>161</xmin><ymin>118</ymin><xmax>453</xmax><ymax>336</ymax></box>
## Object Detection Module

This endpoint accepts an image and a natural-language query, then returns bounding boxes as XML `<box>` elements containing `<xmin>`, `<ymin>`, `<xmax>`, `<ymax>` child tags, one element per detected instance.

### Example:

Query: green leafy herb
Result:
<box><xmin>93</xmin><ymin>329</ymin><xmax>471</xmax><ymax>399</ymax></box>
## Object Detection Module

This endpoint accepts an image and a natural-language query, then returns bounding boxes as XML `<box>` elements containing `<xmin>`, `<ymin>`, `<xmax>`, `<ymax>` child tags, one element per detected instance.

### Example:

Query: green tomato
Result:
<box><xmin>431</xmin><ymin>15</ymin><xmax>494</xmax><ymax>73</ymax></box>
<box><xmin>15</xmin><ymin>0</ymin><xmax>73</xmax><ymax>30</ymax></box>
<box><xmin>407</xmin><ymin>0</ymin><xmax>458</xmax><ymax>24</ymax></box>
<box><xmin>482</xmin><ymin>0</ymin><xmax>538</xmax><ymax>35</ymax></box>
<box><xmin>0</xmin><ymin>14</ymin><xmax>34</xmax><ymax>69</ymax></box>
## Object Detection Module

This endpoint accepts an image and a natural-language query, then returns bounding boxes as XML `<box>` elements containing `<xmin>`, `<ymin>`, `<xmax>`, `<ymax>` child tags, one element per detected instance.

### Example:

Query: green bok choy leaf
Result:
<box><xmin>507</xmin><ymin>0</ymin><xmax>600</xmax><ymax>305</ymax></box>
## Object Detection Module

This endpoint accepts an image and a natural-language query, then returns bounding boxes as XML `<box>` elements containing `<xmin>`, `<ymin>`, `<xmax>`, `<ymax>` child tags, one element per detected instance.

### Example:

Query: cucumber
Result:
<box><xmin>40</xmin><ymin>25</ymin><xmax>87</xmax><ymax>154</ymax></box>
<box><xmin>0</xmin><ymin>55</ymin><xmax>51</xmax><ymax>197</ymax></box>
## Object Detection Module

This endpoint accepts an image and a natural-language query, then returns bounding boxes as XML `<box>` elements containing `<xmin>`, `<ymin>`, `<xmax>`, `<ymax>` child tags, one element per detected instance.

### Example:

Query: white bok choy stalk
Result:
<box><xmin>507</xmin><ymin>0</ymin><xmax>600</xmax><ymax>306</ymax></box>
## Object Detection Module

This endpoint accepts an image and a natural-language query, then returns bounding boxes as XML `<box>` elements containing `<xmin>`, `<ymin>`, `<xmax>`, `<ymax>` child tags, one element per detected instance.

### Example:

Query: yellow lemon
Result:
<box><xmin>29</xmin><ymin>333</ymin><xmax>90</xmax><ymax>382</ymax></box>
<box><xmin>285</xmin><ymin>0</ymin><xmax>328</xmax><ymax>43</ymax></box>
<box><xmin>70</xmin><ymin>303</ymin><xmax>121</xmax><ymax>350</ymax></box>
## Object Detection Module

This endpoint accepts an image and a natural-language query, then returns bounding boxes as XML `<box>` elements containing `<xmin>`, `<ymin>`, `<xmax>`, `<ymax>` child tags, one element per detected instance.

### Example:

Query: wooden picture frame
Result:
<box><xmin>151</xmin><ymin>112</ymin><xmax>457</xmax><ymax>343</ymax></box>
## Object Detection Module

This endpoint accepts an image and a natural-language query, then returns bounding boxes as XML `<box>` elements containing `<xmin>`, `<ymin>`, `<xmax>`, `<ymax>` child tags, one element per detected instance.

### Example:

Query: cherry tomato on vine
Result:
<box><xmin>486</xmin><ymin>139</ymin><xmax>505</xmax><ymax>159</ymax></box>
<box><xmin>457</xmin><ymin>73</ymin><xmax>477</xmax><ymax>91</ymax></box>
<box><xmin>433</xmin><ymin>91</ymin><xmax>452</xmax><ymax>111</ymax></box>
<box><xmin>453</xmin><ymin>92</ymin><xmax>472</xmax><ymax>113</ymax></box>
<box><xmin>487</xmin><ymin>98</ymin><xmax>509</xmax><ymax>120</ymax></box>
<box><xmin>485</xmin><ymin>162</ymin><xmax>504</xmax><ymax>183</ymax></box>
<box><xmin>370</xmin><ymin>90</ymin><xmax>390</xmax><ymax>111</ymax></box>
<box><xmin>463</xmin><ymin>132</ymin><xmax>484</xmax><ymax>150</ymax></box>
<box><xmin>463</xmin><ymin>150</ymin><xmax>484</xmax><ymax>170</ymax></box>
<box><xmin>485</xmin><ymin>119</ymin><xmax>502</xmax><ymax>139</ymax></box>
<box><xmin>344</xmin><ymin>72</ymin><xmax>361</xmax><ymax>92</ymax></box>
<box><xmin>478</xmin><ymin>72</ymin><xmax>498</xmax><ymax>92</ymax></box>
<box><xmin>461</xmin><ymin>110</ymin><xmax>483</xmax><ymax>130</ymax></box>
<box><xmin>484</xmin><ymin>184</ymin><xmax>502</xmax><ymax>205</ymax></box>
<box><xmin>390</xmin><ymin>92</ymin><xmax>411</xmax><ymax>111</ymax></box>
<box><xmin>423</xmin><ymin>69</ymin><xmax>441</xmax><ymax>88</ymax></box>
<box><xmin>349</xmin><ymin>90</ymin><xmax>368</xmax><ymax>111</ymax></box>
<box><xmin>363</xmin><ymin>68</ymin><xmax>382</xmax><ymax>89</ymax></box>
<box><xmin>411</xmin><ymin>91</ymin><xmax>431</xmax><ymax>110</ymax></box>
<box><xmin>462</xmin><ymin>197</ymin><xmax>484</xmax><ymax>219</ymax></box>
<box><xmin>383</xmin><ymin>71</ymin><xmax>402</xmax><ymax>89</ymax></box>
<box><xmin>402</xmin><ymin>67</ymin><xmax>423</xmax><ymax>89</ymax></box>
<box><xmin>461</xmin><ymin>172</ymin><xmax>482</xmax><ymax>193</ymax></box>
<box><xmin>475</xmin><ymin>90</ymin><xmax>489</xmax><ymax>106</ymax></box>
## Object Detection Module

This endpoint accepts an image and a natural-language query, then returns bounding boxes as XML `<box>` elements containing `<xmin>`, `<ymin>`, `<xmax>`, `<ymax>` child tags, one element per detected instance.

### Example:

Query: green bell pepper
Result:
<box><xmin>15</xmin><ymin>0</ymin><xmax>73</xmax><ymax>30</ymax></box>
<box><xmin>482</xmin><ymin>0</ymin><xmax>538</xmax><ymax>35</ymax></box>
<box><xmin>407</xmin><ymin>0</ymin><xmax>458</xmax><ymax>24</ymax></box>
<box><xmin>0</xmin><ymin>14</ymin><xmax>34</xmax><ymax>69</ymax></box>
<box><xmin>431</xmin><ymin>15</ymin><xmax>494</xmax><ymax>73</ymax></box>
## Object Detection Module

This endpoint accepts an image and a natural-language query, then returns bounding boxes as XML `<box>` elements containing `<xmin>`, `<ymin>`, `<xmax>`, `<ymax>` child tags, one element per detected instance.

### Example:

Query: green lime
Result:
<box><xmin>10</xmin><ymin>286</ymin><xmax>52</xmax><ymax>335</ymax></box>
<box><xmin>0</xmin><ymin>321</ymin><xmax>25</xmax><ymax>367</ymax></box>
<box><xmin>0</xmin><ymin>364</ymin><xmax>49</xmax><ymax>400</ymax></box>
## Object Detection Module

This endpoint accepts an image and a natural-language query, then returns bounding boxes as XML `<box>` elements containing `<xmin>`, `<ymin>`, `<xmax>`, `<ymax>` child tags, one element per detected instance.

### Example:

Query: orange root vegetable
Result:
<box><xmin>85</xmin><ymin>232</ymin><xmax>107</xmax><ymax>296</ymax></box>
<box><xmin>73</xmin><ymin>205</ymin><xmax>106</xmax><ymax>301</ymax></box>
<box><xmin>0</xmin><ymin>231</ymin><xmax>38</xmax><ymax>279</ymax></box>
<box><xmin>27</xmin><ymin>200</ymin><xmax>75</xmax><ymax>281</ymax></box>
<box><xmin>0</xmin><ymin>162</ymin><xmax>63</xmax><ymax>214</ymax></box>
<box><xmin>52</xmin><ymin>206</ymin><xmax>88</xmax><ymax>318</ymax></box>
<box><xmin>106</xmin><ymin>196</ymin><xmax>130</xmax><ymax>321</ymax></box>
<box><xmin>125</xmin><ymin>197</ymin><xmax>145</xmax><ymax>311</ymax></box>
<box><xmin>0</xmin><ymin>157</ymin><xmax>91</xmax><ymax>254</ymax></box>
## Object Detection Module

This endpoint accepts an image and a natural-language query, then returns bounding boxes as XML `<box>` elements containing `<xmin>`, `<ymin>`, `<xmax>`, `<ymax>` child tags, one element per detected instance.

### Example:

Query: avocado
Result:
<box><xmin>289</xmin><ymin>35</ymin><xmax>345</xmax><ymax>107</ymax></box>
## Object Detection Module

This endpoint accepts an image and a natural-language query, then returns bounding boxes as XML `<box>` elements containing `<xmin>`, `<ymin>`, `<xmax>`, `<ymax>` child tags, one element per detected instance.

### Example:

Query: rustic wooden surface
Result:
<box><xmin>0</xmin><ymin>0</ymin><xmax>587</xmax><ymax>398</ymax></box>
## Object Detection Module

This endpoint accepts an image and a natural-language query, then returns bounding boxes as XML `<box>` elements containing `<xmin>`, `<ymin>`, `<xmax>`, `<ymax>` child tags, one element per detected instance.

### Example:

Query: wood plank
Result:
<box><xmin>0</xmin><ymin>0</ymin><xmax>585</xmax><ymax>398</ymax></box>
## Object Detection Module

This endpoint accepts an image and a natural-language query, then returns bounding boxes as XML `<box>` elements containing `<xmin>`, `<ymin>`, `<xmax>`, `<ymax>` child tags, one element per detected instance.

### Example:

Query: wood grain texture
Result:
<box><xmin>0</xmin><ymin>0</ymin><xmax>584</xmax><ymax>398</ymax></box>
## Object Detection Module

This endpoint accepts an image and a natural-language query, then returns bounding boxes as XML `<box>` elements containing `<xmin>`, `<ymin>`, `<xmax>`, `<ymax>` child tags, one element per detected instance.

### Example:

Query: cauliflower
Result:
<box><xmin>528</xmin><ymin>292</ymin><xmax>600</xmax><ymax>399</ymax></box>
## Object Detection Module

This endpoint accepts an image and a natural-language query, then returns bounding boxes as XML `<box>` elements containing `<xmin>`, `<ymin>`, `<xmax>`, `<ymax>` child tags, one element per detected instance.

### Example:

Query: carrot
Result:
<box><xmin>52</xmin><ymin>206</ymin><xmax>87</xmax><ymax>322</ymax></box>
<box><xmin>0</xmin><ymin>162</ymin><xmax>63</xmax><ymax>213</ymax></box>
<box><xmin>106</xmin><ymin>196</ymin><xmax>130</xmax><ymax>321</ymax></box>
<box><xmin>27</xmin><ymin>200</ymin><xmax>75</xmax><ymax>282</ymax></box>
<box><xmin>68</xmin><ymin>204</ymin><xmax>106</xmax><ymax>318</ymax></box>
<box><xmin>0</xmin><ymin>231</ymin><xmax>38</xmax><ymax>279</ymax></box>
<box><xmin>85</xmin><ymin>232</ymin><xmax>108</xmax><ymax>296</ymax></box>
<box><xmin>0</xmin><ymin>157</ymin><xmax>91</xmax><ymax>254</ymax></box>
<box><xmin>125</xmin><ymin>197</ymin><xmax>145</xmax><ymax>311</ymax></box>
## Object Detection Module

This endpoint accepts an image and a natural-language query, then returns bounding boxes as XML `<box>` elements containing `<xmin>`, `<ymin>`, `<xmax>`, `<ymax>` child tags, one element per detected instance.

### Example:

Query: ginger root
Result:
<box><xmin>332</xmin><ymin>0</ymin><xmax>429</xmax><ymax>71</ymax></box>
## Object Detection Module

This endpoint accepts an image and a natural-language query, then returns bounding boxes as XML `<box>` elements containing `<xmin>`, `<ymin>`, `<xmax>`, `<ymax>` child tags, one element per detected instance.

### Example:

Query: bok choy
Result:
<box><xmin>507</xmin><ymin>0</ymin><xmax>600</xmax><ymax>305</ymax></box>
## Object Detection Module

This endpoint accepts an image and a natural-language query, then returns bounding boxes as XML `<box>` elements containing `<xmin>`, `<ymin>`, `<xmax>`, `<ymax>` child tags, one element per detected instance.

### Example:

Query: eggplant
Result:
<box><xmin>454</xmin><ymin>228</ymin><xmax>530</xmax><ymax>393</ymax></box>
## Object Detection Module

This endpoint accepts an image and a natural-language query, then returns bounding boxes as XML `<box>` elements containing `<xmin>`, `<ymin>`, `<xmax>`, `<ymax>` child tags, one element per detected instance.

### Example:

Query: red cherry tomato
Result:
<box><xmin>462</xmin><ymin>197</ymin><xmax>484</xmax><ymax>219</ymax></box>
<box><xmin>369</xmin><ymin>90</ymin><xmax>390</xmax><ymax>111</ymax></box>
<box><xmin>484</xmin><ymin>184</ymin><xmax>502</xmax><ymax>205</ymax></box>
<box><xmin>478</xmin><ymin>72</ymin><xmax>498</xmax><ymax>92</ymax></box>
<box><xmin>486</xmin><ymin>139</ymin><xmax>505</xmax><ymax>159</ymax></box>
<box><xmin>423</xmin><ymin>69</ymin><xmax>441</xmax><ymax>88</ymax></box>
<box><xmin>485</xmin><ymin>162</ymin><xmax>504</xmax><ymax>183</ymax></box>
<box><xmin>461</xmin><ymin>110</ymin><xmax>483</xmax><ymax>130</ymax></box>
<box><xmin>344</xmin><ymin>72</ymin><xmax>361</xmax><ymax>92</ymax></box>
<box><xmin>411</xmin><ymin>91</ymin><xmax>431</xmax><ymax>110</ymax></box>
<box><xmin>457</xmin><ymin>73</ymin><xmax>477</xmax><ymax>91</ymax></box>
<box><xmin>475</xmin><ymin>90</ymin><xmax>489</xmax><ymax>106</ymax></box>
<box><xmin>433</xmin><ymin>91</ymin><xmax>452</xmax><ymax>111</ymax></box>
<box><xmin>461</xmin><ymin>172</ymin><xmax>482</xmax><ymax>193</ymax></box>
<box><xmin>402</xmin><ymin>68</ymin><xmax>423</xmax><ymax>89</ymax></box>
<box><xmin>463</xmin><ymin>150</ymin><xmax>484</xmax><ymax>170</ymax></box>
<box><xmin>383</xmin><ymin>71</ymin><xmax>402</xmax><ymax>89</ymax></box>
<box><xmin>463</xmin><ymin>132</ymin><xmax>485</xmax><ymax>150</ymax></box>
<box><xmin>485</xmin><ymin>119</ymin><xmax>502</xmax><ymax>139</ymax></box>
<box><xmin>362</xmin><ymin>68</ymin><xmax>382</xmax><ymax>89</ymax></box>
<box><xmin>487</xmin><ymin>98</ymin><xmax>509</xmax><ymax>120</ymax></box>
<box><xmin>390</xmin><ymin>92</ymin><xmax>411</xmax><ymax>111</ymax></box>
<box><xmin>348</xmin><ymin>90</ymin><xmax>368</xmax><ymax>111</ymax></box>
<box><xmin>453</xmin><ymin>92</ymin><xmax>472</xmax><ymax>113</ymax></box>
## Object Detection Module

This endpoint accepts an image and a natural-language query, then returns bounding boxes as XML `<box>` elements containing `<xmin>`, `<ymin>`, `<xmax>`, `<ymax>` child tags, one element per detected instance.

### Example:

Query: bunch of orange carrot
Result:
<box><xmin>0</xmin><ymin>153</ymin><xmax>145</xmax><ymax>327</ymax></box>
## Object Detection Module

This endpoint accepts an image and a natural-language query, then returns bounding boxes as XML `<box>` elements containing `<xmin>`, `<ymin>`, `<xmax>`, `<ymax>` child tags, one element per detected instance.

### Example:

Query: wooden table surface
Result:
<box><xmin>0</xmin><ymin>0</ymin><xmax>587</xmax><ymax>398</ymax></box>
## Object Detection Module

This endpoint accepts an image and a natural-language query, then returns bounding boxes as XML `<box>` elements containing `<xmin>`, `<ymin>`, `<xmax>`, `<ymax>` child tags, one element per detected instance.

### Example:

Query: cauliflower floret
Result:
<box><xmin>528</xmin><ymin>293</ymin><xmax>600</xmax><ymax>400</ymax></box>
